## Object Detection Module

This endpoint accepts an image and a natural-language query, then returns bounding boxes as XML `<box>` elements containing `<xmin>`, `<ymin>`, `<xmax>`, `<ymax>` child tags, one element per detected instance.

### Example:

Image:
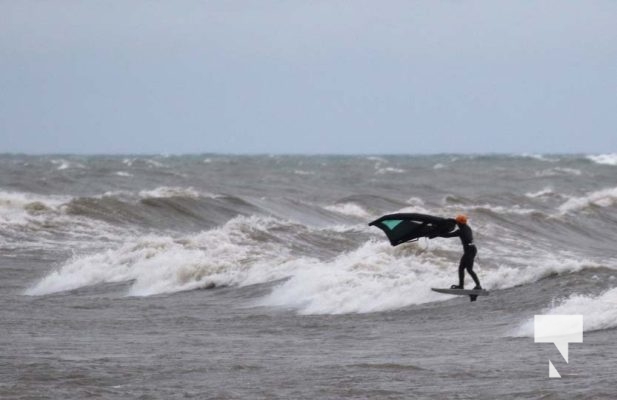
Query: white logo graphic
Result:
<box><xmin>534</xmin><ymin>315</ymin><xmax>583</xmax><ymax>378</ymax></box>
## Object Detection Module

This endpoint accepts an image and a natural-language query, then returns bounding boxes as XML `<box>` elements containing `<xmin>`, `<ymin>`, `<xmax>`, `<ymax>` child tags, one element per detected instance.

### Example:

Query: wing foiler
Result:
<box><xmin>368</xmin><ymin>213</ymin><xmax>456</xmax><ymax>246</ymax></box>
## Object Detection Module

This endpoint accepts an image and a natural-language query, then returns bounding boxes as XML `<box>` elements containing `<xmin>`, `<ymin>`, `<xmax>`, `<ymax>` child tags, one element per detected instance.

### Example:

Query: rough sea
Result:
<box><xmin>1</xmin><ymin>154</ymin><xmax>616</xmax><ymax>399</ymax></box>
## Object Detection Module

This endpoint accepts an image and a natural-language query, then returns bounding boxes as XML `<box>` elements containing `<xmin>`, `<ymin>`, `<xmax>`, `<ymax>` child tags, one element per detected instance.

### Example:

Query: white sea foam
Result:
<box><xmin>519</xmin><ymin>154</ymin><xmax>559</xmax><ymax>162</ymax></box>
<box><xmin>525</xmin><ymin>187</ymin><xmax>556</xmax><ymax>198</ymax></box>
<box><xmin>481</xmin><ymin>253</ymin><xmax>598</xmax><ymax>291</ymax></box>
<box><xmin>388</xmin><ymin>198</ymin><xmax>431</xmax><ymax>217</ymax></box>
<box><xmin>50</xmin><ymin>159</ymin><xmax>85</xmax><ymax>170</ymax></box>
<box><xmin>368</xmin><ymin>157</ymin><xmax>405</xmax><ymax>175</ymax></box>
<box><xmin>393</xmin><ymin>204</ymin><xmax>432</xmax><ymax>215</ymax></box>
<box><xmin>138</xmin><ymin>186</ymin><xmax>201</xmax><ymax>199</ymax></box>
<box><xmin>25</xmin><ymin>210</ymin><xmax>609</xmax><ymax>316</ymax></box>
<box><xmin>145</xmin><ymin>159</ymin><xmax>165</xmax><ymax>168</ymax></box>
<box><xmin>258</xmin><ymin>243</ymin><xmax>599</xmax><ymax>315</ymax></box>
<box><xmin>115</xmin><ymin>171</ymin><xmax>133</xmax><ymax>177</ymax></box>
<box><xmin>0</xmin><ymin>191</ymin><xmax>70</xmax><ymax>225</ymax></box>
<box><xmin>0</xmin><ymin>190</ymin><xmax>132</xmax><ymax>252</ymax></box>
<box><xmin>406</xmin><ymin>197</ymin><xmax>425</xmax><ymax>207</ymax></box>
<box><xmin>257</xmin><ymin>241</ymin><xmax>456</xmax><ymax>314</ymax></box>
<box><xmin>376</xmin><ymin>167</ymin><xmax>405</xmax><ymax>174</ymax></box>
<box><xmin>558</xmin><ymin>187</ymin><xmax>617</xmax><ymax>214</ymax></box>
<box><xmin>463</xmin><ymin>204</ymin><xmax>538</xmax><ymax>215</ymax></box>
<box><xmin>53</xmin><ymin>159</ymin><xmax>70</xmax><ymax>170</ymax></box>
<box><xmin>440</xmin><ymin>200</ymin><xmax>538</xmax><ymax>216</ymax></box>
<box><xmin>100</xmin><ymin>186</ymin><xmax>215</xmax><ymax>201</ymax></box>
<box><xmin>512</xmin><ymin>286</ymin><xmax>617</xmax><ymax>336</ymax></box>
<box><xmin>324</xmin><ymin>203</ymin><xmax>371</xmax><ymax>219</ymax></box>
<box><xmin>587</xmin><ymin>154</ymin><xmax>617</xmax><ymax>166</ymax></box>
<box><xmin>25</xmin><ymin>216</ymin><xmax>301</xmax><ymax>296</ymax></box>
<box><xmin>535</xmin><ymin>167</ymin><xmax>582</xmax><ymax>177</ymax></box>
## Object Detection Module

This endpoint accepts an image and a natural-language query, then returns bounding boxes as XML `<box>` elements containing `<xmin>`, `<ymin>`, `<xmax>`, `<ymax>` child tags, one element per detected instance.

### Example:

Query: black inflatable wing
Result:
<box><xmin>369</xmin><ymin>213</ymin><xmax>456</xmax><ymax>246</ymax></box>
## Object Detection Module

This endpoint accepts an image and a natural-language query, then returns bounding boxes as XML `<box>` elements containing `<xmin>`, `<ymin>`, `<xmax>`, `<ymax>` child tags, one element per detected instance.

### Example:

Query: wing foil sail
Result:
<box><xmin>368</xmin><ymin>213</ymin><xmax>456</xmax><ymax>246</ymax></box>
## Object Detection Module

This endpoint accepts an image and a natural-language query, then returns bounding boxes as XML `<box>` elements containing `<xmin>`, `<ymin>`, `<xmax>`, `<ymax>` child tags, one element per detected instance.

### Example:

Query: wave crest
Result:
<box><xmin>587</xmin><ymin>154</ymin><xmax>617</xmax><ymax>166</ymax></box>
<box><xmin>24</xmin><ymin>215</ymin><xmax>300</xmax><ymax>296</ymax></box>
<box><xmin>558</xmin><ymin>187</ymin><xmax>617</xmax><ymax>214</ymax></box>
<box><xmin>512</xmin><ymin>285</ymin><xmax>617</xmax><ymax>336</ymax></box>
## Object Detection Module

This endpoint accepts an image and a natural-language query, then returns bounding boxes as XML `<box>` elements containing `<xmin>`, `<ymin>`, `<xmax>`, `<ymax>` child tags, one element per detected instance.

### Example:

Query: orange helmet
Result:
<box><xmin>455</xmin><ymin>214</ymin><xmax>468</xmax><ymax>224</ymax></box>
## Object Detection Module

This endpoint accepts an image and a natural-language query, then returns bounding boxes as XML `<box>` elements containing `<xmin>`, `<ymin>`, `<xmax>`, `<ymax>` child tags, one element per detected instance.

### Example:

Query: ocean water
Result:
<box><xmin>1</xmin><ymin>154</ymin><xmax>616</xmax><ymax>399</ymax></box>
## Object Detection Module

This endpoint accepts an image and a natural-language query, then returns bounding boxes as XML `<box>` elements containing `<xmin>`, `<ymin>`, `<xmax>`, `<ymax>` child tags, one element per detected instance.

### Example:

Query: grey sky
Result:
<box><xmin>1</xmin><ymin>1</ymin><xmax>616</xmax><ymax>154</ymax></box>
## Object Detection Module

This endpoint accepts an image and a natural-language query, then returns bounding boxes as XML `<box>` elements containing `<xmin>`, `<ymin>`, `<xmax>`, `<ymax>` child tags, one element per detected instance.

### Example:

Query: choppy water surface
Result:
<box><xmin>1</xmin><ymin>154</ymin><xmax>617</xmax><ymax>399</ymax></box>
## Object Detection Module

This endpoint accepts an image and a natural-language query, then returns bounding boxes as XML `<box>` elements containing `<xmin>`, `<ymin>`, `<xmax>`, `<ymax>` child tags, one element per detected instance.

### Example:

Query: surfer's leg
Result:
<box><xmin>467</xmin><ymin>267</ymin><xmax>481</xmax><ymax>288</ymax></box>
<box><xmin>457</xmin><ymin>255</ymin><xmax>465</xmax><ymax>288</ymax></box>
<box><xmin>464</xmin><ymin>247</ymin><xmax>481</xmax><ymax>288</ymax></box>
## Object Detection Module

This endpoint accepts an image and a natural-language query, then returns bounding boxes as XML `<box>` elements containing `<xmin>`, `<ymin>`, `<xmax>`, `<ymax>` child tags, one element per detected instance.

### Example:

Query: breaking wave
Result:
<box><xmin>558</xmin><ymin>187</ymin><xmax>617</xmax><ymax>214</ymax></box>
<box><xmin>525</xmin><ymin>188</ymin><xmax>559</xmax><ymax>199</ymax></box>
<box><xmin>0</xmin><ymin>190</ymin><xmax>70</xmax><ymax>225</ymax></box>
<box><xmin>26</xmin><ymin>209</ymin><xmax>608</xmax><ymax>317</ymax></box>
<box><xmin>587</xmin><ymin>154</ymin><xmax>617</xmax><ymax>166</ymax></box>
<box><xmin>513</xmin><ymin>285</ymin><xmax>617</xmax><ymax>336</ymax></box>
<box><xmin>137</xmin><ymin>186</ymin><xmax>202</xmax><ymax>199</ymax></box>
<box><xmin>25</xmin><ymin>215</ymin><xmax>301</xmax><ymax>296</ymax></box>
<box><xmin>7</xmin><ymin>154</ymin><xmax>616</xmax><ymax>317</ymax></box>
<box><xmin>324</xmin><ymin>202</ymin><xmax>372</xmax><ymax>219</ymax></box>
<box><xmin>535</xmin><ymin>167</ymin><xmax>582</xmax><ymax>177</ymax></box>
<box><xmin>259</xmin><ymin>246</ymin><xmax>604</xmax><ymax>314</ymax></box>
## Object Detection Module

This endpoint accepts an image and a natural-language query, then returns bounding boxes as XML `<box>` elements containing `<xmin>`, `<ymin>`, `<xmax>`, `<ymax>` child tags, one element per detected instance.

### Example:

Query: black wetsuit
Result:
<box><xmin>441</xmin><ymin>223</ymin><xmax>481</xmax><ymax>288</ymax></box>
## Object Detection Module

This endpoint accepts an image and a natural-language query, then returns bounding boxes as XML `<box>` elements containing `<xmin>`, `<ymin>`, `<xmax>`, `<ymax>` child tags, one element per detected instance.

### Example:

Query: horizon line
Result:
<box><xmin>0</xmin><ymin>151</ymin><xmax>608</xmax><ymax>157</ymax></box>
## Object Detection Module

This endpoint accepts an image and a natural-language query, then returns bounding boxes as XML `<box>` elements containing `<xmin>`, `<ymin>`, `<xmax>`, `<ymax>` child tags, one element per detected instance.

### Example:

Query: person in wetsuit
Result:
<box><xmin>431</xmin><ymin>214</ymin><xmax>482</xmax><ymax>290</ymax></box>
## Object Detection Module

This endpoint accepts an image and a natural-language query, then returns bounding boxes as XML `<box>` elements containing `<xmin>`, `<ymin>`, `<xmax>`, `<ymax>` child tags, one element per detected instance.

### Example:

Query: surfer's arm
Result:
<box><xmin>428</xmin><ymin>230</ymin><xmax>458</xmax><ymax>239</ymax></box>
<box><xmin>436</xmin><ymin>229</ymin><xmax>460</xmax><ymax>238</ymax></box>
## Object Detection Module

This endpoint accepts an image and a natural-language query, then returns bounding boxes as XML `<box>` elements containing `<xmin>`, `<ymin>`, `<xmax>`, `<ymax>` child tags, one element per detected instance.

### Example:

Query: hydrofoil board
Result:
<box><xmin>431</xmin><ymin>288</ymin><xmax>489</xmax><ymax>296</ymax></box>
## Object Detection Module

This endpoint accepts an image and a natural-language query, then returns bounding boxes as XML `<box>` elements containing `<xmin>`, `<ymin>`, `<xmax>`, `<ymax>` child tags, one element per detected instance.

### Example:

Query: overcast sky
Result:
<box><xmin>1</xmin><ymin>1</ymin><xmax>616</xmax><ymax>154</ymax></box>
